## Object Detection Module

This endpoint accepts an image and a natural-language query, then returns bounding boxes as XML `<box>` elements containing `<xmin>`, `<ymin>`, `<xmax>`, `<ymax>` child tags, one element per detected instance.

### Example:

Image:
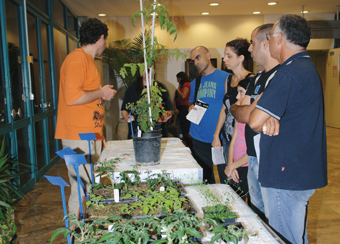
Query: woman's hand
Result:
<box><xmin>224</xmin><ymin>164</ymin><xmax>234</xmax><ymax>178</ymax></box>
<box><xmin>230</xmin><ymin>169</ymin><xmax>240</xmax><ymax>183</ymax></box>
<box><xmin>212</xmin><ymin>135</ymin><xmax>221</xmax><ymax>151</ymax></box>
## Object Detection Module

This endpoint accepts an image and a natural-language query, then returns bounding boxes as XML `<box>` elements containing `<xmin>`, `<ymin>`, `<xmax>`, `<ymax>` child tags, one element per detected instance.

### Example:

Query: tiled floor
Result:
<box><xmin>13</xmin><ymin>127</ymin><xmax>340</xmax><ymax>244</ymax></box>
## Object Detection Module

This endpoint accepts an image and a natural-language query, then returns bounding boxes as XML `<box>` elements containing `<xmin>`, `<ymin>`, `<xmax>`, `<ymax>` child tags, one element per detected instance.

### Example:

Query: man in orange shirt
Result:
<box><xmin>55</xmin><ymin>18</ymin><xmax>116</xmax><ymax>216</ymax></box>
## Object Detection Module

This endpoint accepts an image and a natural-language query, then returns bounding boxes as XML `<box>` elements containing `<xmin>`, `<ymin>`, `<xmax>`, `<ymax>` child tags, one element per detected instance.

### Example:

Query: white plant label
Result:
<box><xmin>108</xmin><ymin>225</ymin><xmax>114</xmax><ymax>232</ymax></box>
<box><xmin>114</xmin><ymin>189</ymin><xmax>119</xmax><ymax>202</ymax></box>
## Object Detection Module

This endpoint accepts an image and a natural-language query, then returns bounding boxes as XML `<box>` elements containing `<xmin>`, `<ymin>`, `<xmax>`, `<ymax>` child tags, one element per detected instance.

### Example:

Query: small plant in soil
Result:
<box><xmin>202</xmin><ymin>203</ymin><xmax>231</xmax><ymax>213</ymax></box>
<box><xmin>196</xmin><ymin>182</ymin><xmax>235</xmax><ymax>216</ymax></box>
<box><xmin>50</xmin><ymin>214</ymin><xmax>111</xmax><ymax>244</ymax></box>
<box><xmin>95</xmin><ymin>158</ymin><xmax>120</xmax><ymax>187</ymax></box>
<box><xmin>108</xmin><ymin>215</ymin><xmax>160</xmax><ymax>243</ymax></box>
<box><xmin>203</xmin><ymin>209</ymin><xmax>237</xmax><ymax>225</ymax></box>
<box><xmin>209</xmin><ymin>222</ymin><xmax>248</xmax><ymax>244</ymax></box>
<box><xmin>86</xmin><ymin>193</ymin><xmax>106</xmax><ymax>208</ymax></box>
<box><xmin>120</xmin><ymin>187</ymin><xmax>187</xmax><ymax>215</ymax></box>
<box><xmin>86</xmin><ymin>187</ymin><xmax>194</xmax><ymax>220</ymax></box>
<box><xmin>145</xmin><ymin>170</ymin><xmax>179</xmax><ymax>191</ymax></box>
<box><xmin>155</xmin><ymin>210</ymin><xmax>202</xmax><ymax>244</ymax></box>
<box><xmin>116</xmin><ymin>166</ymin><xmax>141</xmax><ymax>194</ymax></box>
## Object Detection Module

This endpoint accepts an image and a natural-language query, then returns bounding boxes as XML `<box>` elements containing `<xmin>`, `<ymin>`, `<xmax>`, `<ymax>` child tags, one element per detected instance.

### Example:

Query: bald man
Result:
<box><xmin>188</xmin><ymin>46</ymin><xmax>230</xmax><ymax>184</ymax></box>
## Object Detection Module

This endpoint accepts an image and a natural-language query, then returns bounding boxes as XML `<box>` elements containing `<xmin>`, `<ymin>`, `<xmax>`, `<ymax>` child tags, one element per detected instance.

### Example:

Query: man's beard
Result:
<box><xmin>197</xmin><ymin>63</ymin><xmax>209</xmax><ymax>74</ymax></box>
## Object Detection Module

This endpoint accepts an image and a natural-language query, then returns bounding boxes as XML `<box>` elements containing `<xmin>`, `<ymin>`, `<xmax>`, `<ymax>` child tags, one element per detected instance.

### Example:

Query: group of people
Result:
<box><xmin>187</xmin><ymin>15</ymin><xmax>327</xmax><ymax>244</ymax></box>
<box><xmin>55</xmin><ymin>14</ymin><xmax>327</xmax><ymax>244</ymax></box>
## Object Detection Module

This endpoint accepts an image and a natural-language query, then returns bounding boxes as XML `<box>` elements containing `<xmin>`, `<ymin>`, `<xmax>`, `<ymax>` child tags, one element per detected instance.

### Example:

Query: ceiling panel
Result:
<box><xmin>62</xmin><ymin>0</ymin><xmax>340</xmax><ymax>18</ymax></box>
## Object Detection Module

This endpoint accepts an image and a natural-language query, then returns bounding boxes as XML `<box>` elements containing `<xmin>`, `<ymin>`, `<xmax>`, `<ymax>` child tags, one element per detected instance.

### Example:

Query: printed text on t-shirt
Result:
<box><xmin>197</xmin><ymin>81</ymin><xmax>217</xmax><ymax>100</ymax></box>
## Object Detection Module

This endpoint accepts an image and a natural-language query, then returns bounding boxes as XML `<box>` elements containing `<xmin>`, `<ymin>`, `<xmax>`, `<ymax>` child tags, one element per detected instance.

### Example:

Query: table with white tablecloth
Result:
<box><xmin>97</xmin><ymin>138</ymin><xmax>203</xmax><ymax>184</ymax></box>
<box><xmin>185</xmin><ymin>184</ymin><xmax>285</xmax><ymax>244</ymax></box>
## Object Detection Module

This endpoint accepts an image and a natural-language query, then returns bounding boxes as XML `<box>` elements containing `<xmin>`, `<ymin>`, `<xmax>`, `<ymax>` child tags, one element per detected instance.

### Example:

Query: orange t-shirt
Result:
<box><xmin>55</xmin><ymin>48</ymin><xmax>104</xmax><ymax>140</ymax></box>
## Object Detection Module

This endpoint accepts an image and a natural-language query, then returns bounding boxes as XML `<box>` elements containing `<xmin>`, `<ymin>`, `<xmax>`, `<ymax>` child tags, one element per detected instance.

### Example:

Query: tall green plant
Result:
<box><xmin>119</xmin><ymin>0</ymin><xmax>186</xmax><ymax>133</ymax></box>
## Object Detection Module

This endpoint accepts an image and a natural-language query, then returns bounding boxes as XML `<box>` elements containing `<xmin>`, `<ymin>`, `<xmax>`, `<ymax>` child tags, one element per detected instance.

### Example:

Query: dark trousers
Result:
<box><xmin>228</xmin><ymin>166</ymin><xmax>249</xmax><ymax>197</ymax></box>
<box><xmin>178</xmin><ymin>105</ymin><xmax>191</xmax><ymax>146</ymax></box>
<box><xmin>191</xmin><ymin>138</ymin><xmax>215</xmax><ymax>184</ymax></box>
<box><xmin>178</xmin><ymin>105</ymin><xmax>190</xmax><ymax>135</ymax></box>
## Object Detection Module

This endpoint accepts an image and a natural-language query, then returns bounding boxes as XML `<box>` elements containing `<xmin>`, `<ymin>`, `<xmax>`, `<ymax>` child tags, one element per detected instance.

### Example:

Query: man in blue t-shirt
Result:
<box><xmin>188</xmin><ymin>46</ymin><xmax>229</xmax><ymax>184</ymax></box>
<box><xmin>249</xmin><ymin>15</ymin><xmax>327</xmax><ymax>244</ymax></box>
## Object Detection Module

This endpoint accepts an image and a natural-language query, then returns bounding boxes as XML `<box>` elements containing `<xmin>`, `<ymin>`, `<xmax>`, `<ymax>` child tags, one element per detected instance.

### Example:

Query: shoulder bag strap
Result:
<box><xmin>194</xmin><ymin>75</ymin><xmax>202</xmax><ymax>103</ymax></box>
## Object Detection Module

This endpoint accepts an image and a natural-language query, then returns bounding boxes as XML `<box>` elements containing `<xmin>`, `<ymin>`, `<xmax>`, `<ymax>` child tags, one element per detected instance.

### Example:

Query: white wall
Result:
<box><xmin>265</xmin><ymin>14</ymin><xmax>335</xmax><ymax>50</ymax></box>
<box><xmin>103</xmin><ymin>15</ymin><xmax>264</xmax><ymax>48</ymax></box>
<box><xmin>325</xmin><ymin>48</ymin><xmax>340</xmax><ymax>128</ymax></box>
<box><xmin>101</xmin><ymin>13</ymin><xmax>339</xmax><ymax>138</ymax></box>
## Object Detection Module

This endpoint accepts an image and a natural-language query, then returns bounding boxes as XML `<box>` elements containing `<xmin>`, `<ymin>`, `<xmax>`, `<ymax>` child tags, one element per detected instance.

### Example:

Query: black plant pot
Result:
<box><xmin>141</xmin><ymin>128</ymin><xmax>162</xmax><ymax>138</ymax></box>
<box><xmin>133</xmin><ymin>135</ymin><xmax>161</xmax><ymax>165</ymax></box>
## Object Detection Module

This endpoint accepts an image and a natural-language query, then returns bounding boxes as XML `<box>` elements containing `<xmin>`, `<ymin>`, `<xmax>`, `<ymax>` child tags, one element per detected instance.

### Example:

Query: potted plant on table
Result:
<box><xmin>119</xmin><ymin>0</ymin><xmax>185</xmax><ymax>166</ymax></box>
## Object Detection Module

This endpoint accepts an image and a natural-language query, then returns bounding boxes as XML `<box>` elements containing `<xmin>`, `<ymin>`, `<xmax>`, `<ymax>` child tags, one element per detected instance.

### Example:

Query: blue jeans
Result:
<box><xmin>247</xmin><ymin>156</ymin><xmax>265</xmax><ymax>213</ymax></box>
<box><xmin>261</xmin><ymin>187</ymin><xmax>315</xmax><ymax>244</ymax></box>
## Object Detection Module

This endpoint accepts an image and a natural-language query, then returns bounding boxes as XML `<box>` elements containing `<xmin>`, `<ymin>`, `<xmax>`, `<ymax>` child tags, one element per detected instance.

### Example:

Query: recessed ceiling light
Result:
<box><xmin>201</xmin><ymin>12</ymin><xmax>210</xmax><ymax>15</ymax></box>
<box><xmin>301</xmin><ymin>10</ymin><xmax>309</xmax><ymax>13</ymax></box>
<box><xmin>253</xmin><ymin>11</ymin><xmax>261</xmax><ymax>14</ymax></box>
<box><xmin>98</xmin><ymin>14</ymin><xmax>106</xmax><ymax>17</ymax></box>
<box><xmin>210</xmin><ymin>3</ymin><xmax>219</xmax><ymax>6</ymax></box>
<box><xmin>268</xmin><ymin>2</ymin><xmax>277</xmax><ymax>5</ymax></box>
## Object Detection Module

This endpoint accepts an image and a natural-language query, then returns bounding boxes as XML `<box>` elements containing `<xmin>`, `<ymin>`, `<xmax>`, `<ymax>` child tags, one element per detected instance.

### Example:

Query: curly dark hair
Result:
<box><xmin>238</xmin><ymin>77</ymin><xmax>251</xmax><ymax>90</ymax></box>
<box><xmin>226</xmin><ymin>38</ymin><xmax>251</xmax><ymax>63</ymax></box>
<box><xmin>79</xmin><ymin>18</ymin><xmax>108</xmax><ymax>46</ymax></box>
<box><xmin>176</xmin><ymin>71</ymin><xmax>191</xmax><ymax>86</ymax></box>
<box><xmin>277</xmin><ymin>14</ymin><xmax>310</xmax><ymax>49</ymax></box>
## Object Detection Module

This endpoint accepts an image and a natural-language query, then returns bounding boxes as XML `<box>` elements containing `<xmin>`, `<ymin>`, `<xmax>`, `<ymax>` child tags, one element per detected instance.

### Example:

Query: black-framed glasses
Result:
<box><xmin>266</xmin><ymin>32</ymin><xmax>280</xmax><ymax>40</ymax></box>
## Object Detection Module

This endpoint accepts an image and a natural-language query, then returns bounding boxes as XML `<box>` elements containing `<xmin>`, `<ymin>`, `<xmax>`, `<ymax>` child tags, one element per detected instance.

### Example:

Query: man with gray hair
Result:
<box><xmin>230</xmin><ymin>23</ymin><xmax>279</xmax><ymax>220</ymax></box>
<box><xmin>249</xmin><ymin>14</ymin><xmax>327</xmax><ymax>244</ymax></box>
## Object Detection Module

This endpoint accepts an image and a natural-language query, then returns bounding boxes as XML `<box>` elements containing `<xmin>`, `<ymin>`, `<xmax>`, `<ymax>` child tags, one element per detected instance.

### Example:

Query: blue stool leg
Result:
<box><xmin>87</xmin><ymin>140</ymin><xmax>95</xmax><ymax>185</ymax></box>
<box><xmin>73</xmin><ymin>165</ymin><xmax>90</xmax><ymax>201</ymax></box>
<box><xmin>60</xmin><ymin>186</ymin><xmax>71</xmax><ymax>244</ymax></box>
<box><xmin>44</xmin><ymin>175</ymin><xmax>71</xmax><ymax>244</ymax></box>
<box><xmin>74</xmin><ymin>166</ymin><xmax>84</xmax><ymax>220</ymax></box>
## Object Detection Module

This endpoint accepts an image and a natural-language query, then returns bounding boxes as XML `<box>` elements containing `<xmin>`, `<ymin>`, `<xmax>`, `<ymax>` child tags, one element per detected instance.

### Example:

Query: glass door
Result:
<box><xmin>4</xmin><ymin>0</ymin><xmax>32</xmax><ymax>187</ymax></box>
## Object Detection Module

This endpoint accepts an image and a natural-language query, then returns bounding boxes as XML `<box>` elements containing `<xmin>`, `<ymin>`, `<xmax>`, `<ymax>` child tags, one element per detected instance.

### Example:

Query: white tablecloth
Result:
<box><xmin>185</xmin><ymin>184</ymin><xmax>285</xmax><ymax>244</ymax></box>
<box><xmin>98</xmin><ymin>138</ymin><xmax>203</xmax><ymax>184</ymax></box>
